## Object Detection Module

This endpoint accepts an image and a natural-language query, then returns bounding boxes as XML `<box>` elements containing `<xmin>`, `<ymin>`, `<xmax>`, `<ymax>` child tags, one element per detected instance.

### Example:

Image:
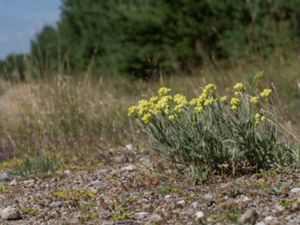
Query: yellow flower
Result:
<box><xmin>150</xmin><ymin>96</ymin><xmax>159</xmax><ymax>104</ymax></box>
<box><xmin>137</xmin><ymin>100</ymin><xmax>151</xmax><ymax>116</ymax></box>
<box><xmin>234</xmin><ymin>91</ymin><xmax>241</xmax><ymax>96</ymax></box>
<box><xmin>230</xmin><ymin>97</ymin><xmax>240</xmax><ymax>106</ymax></box>
<box><xmin>254</xmin><ymin>113</ymin><xmax>261</xmax><ymax>127</ymax></box>
<box><xmin>194</xmin><ymin>106</ymin><xmax>203</xmax><ymax>113</ymax></box>
<box><xmin>168</xmin><ymin>115</ymin><xmax>175</xmax><ymax>121</ymax></box>
<box><xmin>174</xmin><ymin>94</ymin><xmax>188</xmax><ymax>105</ymax></box>
<box><xmin>128</xmin><ymin>106</ymin><xmax>138</xmax><ymax>117</ymax></box>
<box><xmin>174</xmin><ymin>104</ymin><xmax>184</xmax><ymax>114</ymax></box>
<box><xmin>203</xmin><ymin>98</ymin><xmax>214</xmax><ymax>107</ymax></box>
<box><xmin>158</xmin><ymin>87</ymin><xmax>171</xmax><ymax>96</ymax></box>
<box><xmin>231</xmin><ymin>105</ymin><xmax>238</xmax><ymax>111</ymax></box>
<box><xmin>261</xmin><ymin>116</ymin><xmax>266</xmax><ymax>122</ymax></box>
<box><xmin>189</xmin><ymin>98</ymin><xmax>198</xmax><ymax>106</ymax></box>
<box><xmin>260</xmin><ymin>88</ymin><xmax>272</xmax><ymax>98</ymax></box>
<box><xmin>142</xmin><ymin>113</ymin><xmax>152</xmax><ymax>124</ymax></box>
<box><xmin>250</xmin><ymin>96</ymin><xmax>259</xmax><ymax>104</ymax></box>
<box><xmin>230</xmin><ymin>97</ymin><xmax>241</xmax><ymax>110</ymax></box>
<box><xmin>220</xmin><ymin>96</ymin><xmax>228</xmax><ymax>102</ymax></box>
<box><xmin>233</xmin><ymin>83</ymin><xmax>245</xmax><ymax>92</ymax></box>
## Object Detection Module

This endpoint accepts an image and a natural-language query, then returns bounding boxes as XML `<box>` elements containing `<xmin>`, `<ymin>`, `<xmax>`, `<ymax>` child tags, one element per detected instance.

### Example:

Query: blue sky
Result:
<box><xmin>0</xmin><ymin>0</ymin><xmax>61</xmax><ymax>59</ymax></box>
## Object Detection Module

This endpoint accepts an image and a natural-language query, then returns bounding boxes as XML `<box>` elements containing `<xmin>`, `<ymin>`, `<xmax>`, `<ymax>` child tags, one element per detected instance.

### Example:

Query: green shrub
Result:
<box><xmin>129</xmin><ymin>81</ymin><xmax>298</xmax><ymax>177</ymax></box>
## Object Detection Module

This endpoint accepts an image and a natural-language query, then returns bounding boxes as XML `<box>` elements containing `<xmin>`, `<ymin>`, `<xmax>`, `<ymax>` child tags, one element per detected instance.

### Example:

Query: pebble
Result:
<box><xmin>274</xmin><ymin>203</ymin><xmax>284</xmax><ymax>213</ymax></box>
<box><xmin>192</xmin><ymin>201</ymin><xmax>199</xmax><ymax>209</ymax></box>
<box><xmin>237</xmin><ymin>208</ymin><xmax>258</xmax><ymax>225</ymax></box>
<box><xmin>125</xmin><ymin>144</ymin><xmax>133</xmax><ymax>151</ymax></box>
<box><xmin>9</xmin><ymin>179</ymin><xmax>17</xmax><ymax>186</ymax></box>
<box><xmin>176</xmin><ymin>200</ymin><xmax>186</xmax><ymax>207</ymax></box>
<box><xmin>290</xmin><ymin>187</ymin><xmax>300</xmax><ymax>194</ymax></box>
<box><xmin>148</xmin><ymin>213</ymin><xmax>162</xmax><ymax>222</ymax></box>
<box><xmin>0</xmin><ymin>171</ymin><xmax>14</xmax><ymax>182</ymax></box>
<box><xmin>256</xmin><ymin>222</ymin><xmax>266</xmax><ymax>225</ymax></box>
<box><xmin>195</xmin><ymin>211</ymin><xmax>205</xmax><ymax>219</ymax></box>
<box><xmin>264</xmin><ymin>216</ymin><xmax>276</xmax><ymax>223</ymax></box>
<box><xmin>120</xmin><ymin>164</ymin><xmax>136</xmax><ymax>172</ymax></box>
<box><xmin>23</xmin><ymin>179</ymin><xmax>35</xmax><ymax>187</ymax></box>
<box><xmin>135</xmin><ymin>211</ymin><xmax>149</xmax><ymax>219</ymax></box>
<box><xmin>49</xmin><ymin>201</ymin><xmax>63</xmax><ymax>208</ymax></box>
<box><xmin>64</xmin><ymin>170</ymin><xmax>72</xmax><ymax>177</ymax></box>
<box><xmin>203</xmin><ymin>193</ymin><xmax>214</xmax><ymax>206</ymax></box>
<box><xmin>0</xmin><ymin>206</ymin><xmax>22</xmax><ymax>220</ymax></box>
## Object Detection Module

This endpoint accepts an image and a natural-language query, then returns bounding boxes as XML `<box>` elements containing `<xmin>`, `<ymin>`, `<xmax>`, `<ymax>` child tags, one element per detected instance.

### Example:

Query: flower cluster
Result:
<box><xmin>128</xmin><ymin>83</ymin><xmax>273</xmax><ymax>126</ymax></box>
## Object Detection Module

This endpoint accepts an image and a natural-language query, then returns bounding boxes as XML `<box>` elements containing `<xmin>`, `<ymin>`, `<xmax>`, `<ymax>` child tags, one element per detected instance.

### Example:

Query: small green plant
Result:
<box><xmin>129</xmin><ymin>82</ymin><xmax>299</xmax><ymax>177</ymax></box>
<box><xmin>112</xmin><ymin>206</ymin><xmax>134</xmax><ymax>222</ymax></box>
<box><xmin>156</xmin><ymin>184</ymin><xmax>180</xmax><ymax>196</ymax></box>
<box><xmin>79</xmin><ymin>212</ymin><xmax>99</xmax><ymax>222</ymax></box>
<box><xmin>17</xmin><ymin>154</ymin><xmax>59</xmax><ymax>177</ymax></box>
<box><xmin>0</xmin><ymin>184</ymin><xmax>10</xmax><ymax>193</ymax></box>
<box><xmin>20</xmin><ymin>207</ymin><xmax>38</xmax><ymax>216</ymax></box>
<box><xmin>53</xmin><ymin>189</ymin><xmax>96</xmax><ymax>207</ymax></box>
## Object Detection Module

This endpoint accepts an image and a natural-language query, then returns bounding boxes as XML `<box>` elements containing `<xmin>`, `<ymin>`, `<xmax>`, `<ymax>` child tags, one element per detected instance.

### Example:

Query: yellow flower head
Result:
<box><xmin>220</xmin><ymin>96</ymin><xmax>228</xmax><ymax>102</ymax></box>
<box><xmin>230</xmin><ymin>97</ymin><xmax>241</xmax><ymax>106</ymax></box>
<box><xmin>168</xmin><ymin>115</ymin><xmax>175</xmax><ymax>121</ymax></box>
<box><xmin>189</xmin><ymin>98</ymin><xmax>198</xmax><ymax>106</ymax></box>
<box><xmin>174</xmin><ymin>104</ymin><xmax>184</xmax><ymax>114</ymax></box>
<box><xmin>128</xmin><ymin>105</ymin><xmax>138</xmax><ymax>117</ymax></box>
<box><xmin>250</xmin><ymin>96</ymin><xmax>259</xmax><ymax>104</ymax></box>
<box><xmin>203</xmin><ymin>98</ymin><xmax>214</xmax><ymax>107</ymax></box>
<box><xmin>142</xmin><ymin>113</ymin><xmax>152</xmax><ymax>124</ymax></box>
<box><xmin>150</xmin><ymin>96</ymin><xmax>159</xmax><ymax>104</ymax></box>
<box><xmin>194</xmin><ymin>106</ymin><xmax>203</xmax><ymax>113</ymax></box>
<box><xmin>260</xmin><ymin>88</ymin><xmax>272</xmax><ymax>98</ymax></box>
<box><xmin>233</xmin><ymin>83</ymin><xmax>246</xmax><ymax>92</ymax></box>
<box><xmin>137</xmin><ymin>100</ymin><xmax>151</xmax><ymax>116</ymax></box>
<box><xmin>254</xmin><ymin>113</ymin><xmax>261</xmax><ymax>127</ymax></box>
<box><xmin>158</xmin><ymin>87</ymin><xmax>171</xmax><ymax>96</ymax></box>
<box><xmin>231</xmin><ymin>105</ymin><xmax>238</xmax><ymax>111</ymax></box>
<box><xmin>174</xmin><ymin>94</ymin><xmax>188</xmax><ymax>106</ymax></box>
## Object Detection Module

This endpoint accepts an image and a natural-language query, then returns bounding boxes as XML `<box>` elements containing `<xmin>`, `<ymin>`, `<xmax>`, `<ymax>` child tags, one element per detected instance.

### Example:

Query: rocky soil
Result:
<box><xmin>0</xmin><ymin>148</ymin><xmax>300</xmax><ymax>225</ymax></box>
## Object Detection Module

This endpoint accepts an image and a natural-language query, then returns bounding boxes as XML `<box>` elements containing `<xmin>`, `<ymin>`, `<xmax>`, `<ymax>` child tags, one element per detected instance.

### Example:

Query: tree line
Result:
<box><xmin>1</xmin><ymin>0</ymin><xmax>300</xmax><ymax>79</ymax></box>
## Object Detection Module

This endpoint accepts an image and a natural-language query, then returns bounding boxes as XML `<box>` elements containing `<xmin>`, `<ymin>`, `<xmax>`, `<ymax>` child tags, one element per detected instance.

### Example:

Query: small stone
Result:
<box><xmin>64</xmin><ymin>170</ymin><xmax>71</xmax><ymax>177</ymax></box>
<box><xmin>195</xmin><ymin>211</ymin><xmax>205</xmax><ymax>220</ymax></box>
<box><xmin>9</xmin><ymin>179</ymin><xmax>17</xmax><ymax>186</ymax></box>
<box><xmin>0</xmin><ymin>206</ymin><xmax>22</xmax><ymax>220</ymax></box>
<box><xmin>101</xmin><ymin>210</ymin><xmax>111</xmax><ymax>219</ymax></box>
<box><xmin>176</xmin><ymin>200</ymin><xmax>186</xmax><ymax>207</ymax></box>
<box><xmin>148</xmin><ymin>213</ymin><xmax>162</xmax><ymax>222</ymax></box>
<box><xmin>23</xmin><ymin>179</ymin><xmax>35</xmax><ymax>187</ymax></box>
<box><xmin>264</xmin><ymin>216</ymin><xmax>275</xmax><ymax>223</ymax></box>
<box><xmin>120</xmin><ymin>164</ymin><xmax>136</xmax><ymax>172</ymax></box>
<box><xmin>192</xmin><ymin>201</ymin><xmax>199</xmax><ymax>209</ymax></box>
<box><xmin>256</xmin><ymin>222</ymin><xmax>266</xmax><ymax>225</ymax></box>
<box><xmin>135</xmin><ymin>212</ymin><xmax>149</xmax><ymax>219</ymax></box>
<box><xmin>237</xmin><ymin>209</ymin><xmax>258</xmax><ymax>225</ymax></box>
<box><xmin>203</xmin><ymin>193</ymin><xmax>214</xmax><ymax>206</ymax></box>
<box><xmin>274</xmin><ymin>204</ymin><xmax>284</xmax><ymax>213</ymax></box>
<box><xmin>0</xmin><ymin>171</ymin><xmax>14</xmax><ymax>182</ymax></box>
<box><xmin>49</xmin><ymin>201</ymin><xmax>63</xmax><ymax>208</ymax></box>
<box><xmin>125</xmin><ymin>144</ymin><xmax>133</xmax><ymax>151</ymax></box>
<box><xmin>291</xmin><ymin>188</ymin><xmax>300</xmax><ymax>194</ymax></box>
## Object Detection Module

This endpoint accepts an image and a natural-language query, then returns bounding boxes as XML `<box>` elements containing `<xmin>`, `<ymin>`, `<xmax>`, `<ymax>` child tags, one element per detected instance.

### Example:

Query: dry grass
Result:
<box><xmin>0</xmin><ymin>56</ymin><xmax>299</xmax><ymax>173</ymax></box>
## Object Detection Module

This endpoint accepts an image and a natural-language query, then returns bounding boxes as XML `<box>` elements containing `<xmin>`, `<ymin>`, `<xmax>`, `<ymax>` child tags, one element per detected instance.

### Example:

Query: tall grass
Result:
<box><xmin>0</xmin><ymin>55</ymin><xmax>299</xmax><ymax>174</ymax></box>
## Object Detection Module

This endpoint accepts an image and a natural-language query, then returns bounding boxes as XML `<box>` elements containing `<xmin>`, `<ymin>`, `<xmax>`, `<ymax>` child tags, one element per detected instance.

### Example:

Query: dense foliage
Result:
<box><xmin>1</xmin><ymin>0</ymin><xmax>300</xmax><ymax>78</ymax></box>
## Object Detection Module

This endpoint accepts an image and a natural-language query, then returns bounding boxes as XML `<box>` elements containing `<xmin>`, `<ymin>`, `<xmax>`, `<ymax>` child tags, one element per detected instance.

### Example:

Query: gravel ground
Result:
<box><xmin>0</xmin><ymin>149</ymin><xmax>300</xmax><ymax>225</ymax></box>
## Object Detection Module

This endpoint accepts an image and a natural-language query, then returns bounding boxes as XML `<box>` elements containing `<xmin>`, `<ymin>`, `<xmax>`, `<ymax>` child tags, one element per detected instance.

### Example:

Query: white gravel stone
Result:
<box><xmin>195</xmin><ymin>211</ymin><xmax>205</xmax><ymax>220</ymax></box>
<box><xmin>290</xmin><ymin>187</ymin><xmax>300</xmax><ymax>194</ymax></box>
<box><xmin>120</xmin><ymin>164</ymin><xmax>136</xmax><ymax>172</ymax></box>
<box><xmin>0</xmin><ymin>206</ymin><xmax>21</xmax><ymax>220</ymax></box>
